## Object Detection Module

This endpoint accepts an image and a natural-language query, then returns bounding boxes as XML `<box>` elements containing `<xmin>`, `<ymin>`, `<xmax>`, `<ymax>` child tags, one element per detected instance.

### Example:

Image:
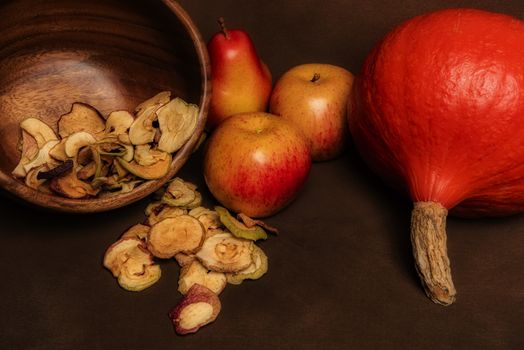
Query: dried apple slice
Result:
<box><xmin>20</xmin><ymin>118</ymin><xmax>58</xmax><ymax>147</ymax></box>
<box><xmin>147</xmin><ymin>205</ymin><xmax>187</xmax><ymax>226</ymax></box>
<box><xmin>112</xmin><ymin>158</ymin><xmax>129</xmax><ymax>179</ymax></box>
<box><xmin>129</xmin><ymin>91</ymin><xmax>171</xmax><ymax>145</ymax></box>
<box><xmin>77</xmin><ymin>161</ymin><xmax>97</xmax><ymax>180</ymax></box>
<box><xmin>237</xmin><ymin>213</ymin><xmax>279</xmax><ymax>235</ymax></box>
<box><xmin>215</xmin><ymin>206</ymin><xmax>268</xmax><ymax>241</ymax></box>
<box><xmin>162</xmin><ymin>178</ymin><xmax>196</xmax><ymax>207</ymax></box>
<box><xmin>156</xmin><ymin>97</ymin><xmax>199</xmax><ymax>153</ymax></box>
<box><xmin>120</xmin><ymin>223</ymin><xmax>150</xmax><ymax>241</ymax></box>
<box><xmin>226</xmin><ymin>245</ymin><xmax>268</xmax><ymax>285</ymax></box>
<box><xmin>103</xmin><ymin>237</ymin><xmax>161</xmax><ymax>292</ymax></box>
<box><xmin>147</xmin><ymin>215</ymin><xmax>205</xmax><ymax>259</ymax></box>
<box><xmin>49</xmin><ymin>168</ymin><xmax>98</xmax><ymax>198</ymax></box>
<box><xmin>168</xmin><ymin>284</ymin><xmax>221</xmax><ymax>335</ymax></box>
<box><xmin>189</xmin><ymin>207</ymin><xmax>222</xmax><ymax>232</ymax></box>
<box><xmin>49</xmin><ymin>138</ymin><xmax>68</xmax><ymax>162</ymax></box>
<box><xmin>25</xmin><ymin>164</ymin><xmax>50</xmax><ymax>190</ymax></box>
<box><xmin>58</xmin><ymin>103</ymin><xmax>105</xmax><ymax>138</ymax></box>
<box><xmin>175</xmin><ymin>253</ymin><xmax>196</xmax><ymax>267</ymax></box>
<box><xmin>64</xmin><ymin>131</ymin><xmax>96</xmax><ymax>158</ymax></box>
<box><xmin>23</xmin><ymin>140</ymin><xmax>60</xmax><ymax>173</ymax></box>
<box><xmin>195</xmin><ymin>232</ymin><xmax>254</xmax><ymax>273</ymax></box>
<box><xmin>12</xmin><ymin>131</ymin><xmax>39</xmax><ymax>178</ymax></box>
<box><xmin>116</xmin><ymin>153</ymin><xmax>171</xmax><ymax>180</ymax></box>
<box><xmin>134</xmin><ymin>145</ymin><xmax>169</xmax><ymax>166</ymax></box>
<box><xmin>104</xmin><ymin>110</ymin><xmax>134</xmax><ymax>136</ymax></box>
<box><xmin>135</xmin><ymin>91</ymin><xmax>171</xmax><ymax>115</ymax></box>
<box><xmin>178</xmin><ymin>260</ymin><xmax>227</xmax><ymax>295</ymax></box>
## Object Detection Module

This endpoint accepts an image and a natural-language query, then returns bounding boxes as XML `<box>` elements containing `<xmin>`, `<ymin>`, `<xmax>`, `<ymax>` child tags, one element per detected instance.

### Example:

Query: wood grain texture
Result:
<box><xmin>0</xmin><ymin>0</ymin><xmax>211</xmax><ymax>213</ymax></box>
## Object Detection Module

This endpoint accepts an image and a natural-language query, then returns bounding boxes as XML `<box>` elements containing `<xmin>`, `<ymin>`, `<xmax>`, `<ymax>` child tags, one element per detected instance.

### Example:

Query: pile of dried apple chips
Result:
<box><xmin>12</xmin><ymin>91</ymin><xmax>199</xmax><ymax>198</ymax></box>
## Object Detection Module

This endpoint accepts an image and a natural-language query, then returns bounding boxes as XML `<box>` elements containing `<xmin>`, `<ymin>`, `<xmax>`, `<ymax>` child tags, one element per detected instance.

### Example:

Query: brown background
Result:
<box><xmin>2</xmin><ymin>0</ymin><xmax>524</xmax><ymax>349</ymax></box>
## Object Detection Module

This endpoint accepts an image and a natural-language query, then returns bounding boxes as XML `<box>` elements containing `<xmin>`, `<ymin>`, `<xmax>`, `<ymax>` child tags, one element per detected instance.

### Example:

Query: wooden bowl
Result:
<box><xmin>0</xmin><ymin>0</ymin><xmax>211</xmax><ymax>213</ymax></box>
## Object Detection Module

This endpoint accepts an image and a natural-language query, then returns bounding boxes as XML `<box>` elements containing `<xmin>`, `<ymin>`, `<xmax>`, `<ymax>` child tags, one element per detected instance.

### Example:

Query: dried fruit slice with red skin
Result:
<box><xmin>178</xmin><ymin>260</ymin><xmax>227</xmax><ymax>295</ymax></box>
<box><xmin>195</xmin><ymin>232</ymin><xmax>254</xmax><ymax>273</ymax></box>
<box><xmin>226</xmin><ymin>245</ymin><xmax>268</xmax><ymax>285</ymax></box>
<box><xmin>147</xmin><ymin>215</ymin><xmax>205</xmax><ymax>259</ymax></box>
<box><xmin>237</xmin><ymin>213</ymin><xmax>279</xmax><ymax>234</ymax></box>
<box><xmin>215</xmin><ymin>206</ymin><xmax>267</xmax><ymax>241</ymax></box>
<box><xmin>58</xmin><ymin>102</ymin><xmax>105</xmax><ymax>138</ymax></box>
<box><xmin>168</xmin><ymin>284</ymin><xmax>221</xmax><ymax>335</ymax></box>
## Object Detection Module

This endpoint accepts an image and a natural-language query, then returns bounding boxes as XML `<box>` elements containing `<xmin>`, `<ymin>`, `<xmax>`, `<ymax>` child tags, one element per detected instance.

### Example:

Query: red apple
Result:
<box><xmin>203</xmin><ymin>112</ymin><xmax>311</xmax><ymax>218</ymax></box>
<box><xmin>269</xmin><ymin>63</ymin><xmax>354</xmax><ymax>161</ymax></box>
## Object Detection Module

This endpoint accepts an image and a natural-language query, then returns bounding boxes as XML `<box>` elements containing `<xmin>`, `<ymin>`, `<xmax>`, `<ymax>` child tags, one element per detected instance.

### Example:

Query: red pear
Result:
<box><xmin>207</xmin><ymin>18</ymin><xmax>272</xmax><ymax>130</ymax></box>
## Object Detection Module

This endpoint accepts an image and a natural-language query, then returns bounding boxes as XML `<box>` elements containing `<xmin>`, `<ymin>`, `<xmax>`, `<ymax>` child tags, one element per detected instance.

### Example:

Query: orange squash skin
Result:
<box><xmin>349</xmin><ymin>8</ymin><xmax>524</xmax><ymax>216</ymax></box>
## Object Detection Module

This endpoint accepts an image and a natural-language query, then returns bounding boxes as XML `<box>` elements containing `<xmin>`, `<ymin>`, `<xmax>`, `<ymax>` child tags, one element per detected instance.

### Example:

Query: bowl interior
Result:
<box><xmin>0</xmin><ymin>0</ymin><xmax>209</xmax><ymax>212</ymax></box>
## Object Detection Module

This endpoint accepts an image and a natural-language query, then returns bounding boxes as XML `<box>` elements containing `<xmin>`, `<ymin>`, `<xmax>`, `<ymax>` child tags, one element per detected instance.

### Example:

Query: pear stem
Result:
<box><xmin>311</xmin><ymin>73</ymin><xmax>320</xmax><ymax>83</ymax></box>
<box><xmin>411</xmin><ymin>201</ymin><xmax>456</xmax><ymax>306</ymax></box>
<box><xmin>218</xmin><ymin>17</ymin><xmax>230</xmax><ymax>40</ymax></box>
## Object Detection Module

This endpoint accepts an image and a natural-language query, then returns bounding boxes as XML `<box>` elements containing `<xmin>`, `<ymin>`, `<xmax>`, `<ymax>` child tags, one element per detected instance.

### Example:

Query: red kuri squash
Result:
<box><xmin>349</xmin><ymin>8</ymin><xmax>524</xmax><ymax>305</ymax></box>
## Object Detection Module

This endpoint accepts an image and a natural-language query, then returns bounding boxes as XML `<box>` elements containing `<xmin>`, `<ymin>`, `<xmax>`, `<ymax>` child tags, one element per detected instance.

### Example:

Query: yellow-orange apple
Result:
<box><xmin>207</xmin><ymin>18</ymin><xmax>272</xmax><ymax>130</ymax></box>
<box><xmin>203</xmin><ymin>112</ymin><xmax>311</xmax><ymax>218</ymax></box>
<box><xmin>269</xmin><ymin>63</ymin><xmax>354</xmax><ymax>161</ymax></box>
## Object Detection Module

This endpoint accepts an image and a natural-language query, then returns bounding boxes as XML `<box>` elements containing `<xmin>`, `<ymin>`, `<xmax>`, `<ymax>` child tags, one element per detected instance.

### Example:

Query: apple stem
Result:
<box><xmin>311</xmin><ymin>73</ymin><xmax>321</xmax><ymax>83</ymax></box>
<box><xmin>218</xmin><ymin>17</ymin><xmax>230</xmax><ymax>40</ymax></box>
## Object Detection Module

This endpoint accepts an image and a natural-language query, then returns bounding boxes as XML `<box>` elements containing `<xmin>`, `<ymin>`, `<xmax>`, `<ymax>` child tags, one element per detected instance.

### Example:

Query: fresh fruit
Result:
<box><xmin>349</xmin><ymin>8</ymin><xmax>524</xmax><ymax>305</ymax></box>
<box><xmin>203</xmin><ymin>112</ymin><xmax>311</xmax><ymax>217</ymax></box>
<box><xmin>207</xmin><ymin>18</ymin><xmax>272</xmax><ymax>130</ymax></box>
<box><xmin>270</xmin><ymin>63</ymin><xmax>354</xmax><ymax>161</ymax></box>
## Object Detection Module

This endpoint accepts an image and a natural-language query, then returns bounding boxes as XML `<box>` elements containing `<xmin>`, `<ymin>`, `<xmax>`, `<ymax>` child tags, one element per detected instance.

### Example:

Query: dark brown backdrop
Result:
<box><xmin>1</xmin><ymin>1</ymin><xmax>524</xmax><ymax>349</ymax></box>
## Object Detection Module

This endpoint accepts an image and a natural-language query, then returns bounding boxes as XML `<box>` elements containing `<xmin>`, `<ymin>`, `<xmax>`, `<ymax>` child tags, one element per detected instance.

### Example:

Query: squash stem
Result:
<box><xmin>411</xmin><ymin>201</ymin><xmax>456</xmax><ymax>306</ymax></box>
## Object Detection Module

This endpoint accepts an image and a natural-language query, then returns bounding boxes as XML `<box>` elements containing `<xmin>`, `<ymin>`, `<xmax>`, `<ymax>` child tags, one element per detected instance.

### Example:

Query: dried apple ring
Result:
<box><xmin>226</xmin><ymin>245</ymin><xmax>268</xmax><ymax>285</ymax></box>
<box><xmin>178</xmin><ymin>259</ymin><xmax>227</xmax><ymax>295</ymax></box>
<box><xmin>147</xmin><ymin>215</ymin><xmax>205</xmax><ymax>259</ymax></box>
<box><xmin>195</xmin><ymin>232</ymin><xmax>254</xmax><ymax>273</ymax></box>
